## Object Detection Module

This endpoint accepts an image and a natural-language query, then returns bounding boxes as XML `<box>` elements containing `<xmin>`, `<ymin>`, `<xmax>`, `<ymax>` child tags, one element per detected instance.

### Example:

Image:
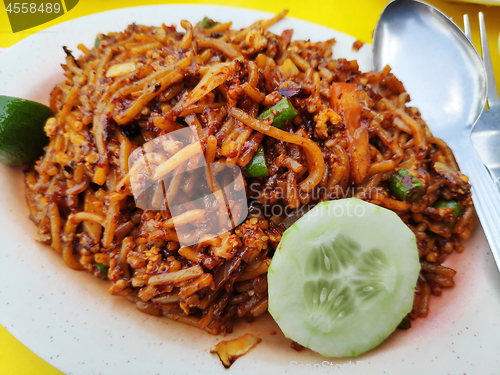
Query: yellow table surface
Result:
<box><xmin>0</xmin><ymin>0</ymin><xmax>499</xmax><ymax>374</ymax></box>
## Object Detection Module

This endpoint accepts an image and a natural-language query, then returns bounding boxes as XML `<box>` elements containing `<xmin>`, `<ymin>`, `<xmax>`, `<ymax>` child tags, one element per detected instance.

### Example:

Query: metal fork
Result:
<box><xmin>457</xmin><ymin>12</ymin><xmax>500</xmax><ymax>271</ymax></box>
<box><xmin>459</xmin><ymin>13</ymin><xmax>500</xmax><ymax>270</ymax></box>
<box><xmin>464</xmin><ymin>13</ymin><xmax>500</xmax><ymax>190</ymax></box>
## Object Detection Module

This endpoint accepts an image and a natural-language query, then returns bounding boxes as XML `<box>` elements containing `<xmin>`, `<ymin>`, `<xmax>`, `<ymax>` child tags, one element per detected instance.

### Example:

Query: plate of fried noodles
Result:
<box><xmin>0</xmin><ymin>5</ymin><xmax>499</xmax><ymax>375</ymax></box>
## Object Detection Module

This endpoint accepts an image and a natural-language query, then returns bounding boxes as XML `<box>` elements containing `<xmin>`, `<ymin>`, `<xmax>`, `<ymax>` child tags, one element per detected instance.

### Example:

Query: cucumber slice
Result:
<box><xmin>268</xmin><ymin>198</ymin><xmax>420</xmax><ymax>357</ymax></box>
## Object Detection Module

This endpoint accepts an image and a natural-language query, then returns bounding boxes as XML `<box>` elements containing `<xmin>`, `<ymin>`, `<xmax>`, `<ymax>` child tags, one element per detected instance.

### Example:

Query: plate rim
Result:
<box><xmin>0</xmin><ymin>5</ymin><xmax>497</xmax><ymax>375</ymax></box>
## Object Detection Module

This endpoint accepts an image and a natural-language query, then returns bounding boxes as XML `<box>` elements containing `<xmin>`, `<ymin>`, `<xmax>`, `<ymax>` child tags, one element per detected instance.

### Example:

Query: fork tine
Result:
<box><xmin>463</xmin><ymin>14</ymin><xmax>472</xmax><ymax>42</ymax></box>
<box><xmin>479</xmin><ymin>12</ymin><xmax>500</xmax><ymax>106</ymax></box>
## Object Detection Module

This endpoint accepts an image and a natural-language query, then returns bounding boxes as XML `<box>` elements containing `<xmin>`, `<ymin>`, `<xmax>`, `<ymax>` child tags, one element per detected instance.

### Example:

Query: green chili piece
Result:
<box><xmin>388</xmin><ymin>168</ymin><xmax>424</xmax><ymax>202</ymax></box>
<box><xmin>95</xmin><ymin>34</ymin><xmax>108</xmax><ymax>47</ymax></box>
<box><xmin>200</xmin><ymin>17</ymin><xmax>217</xmax><ymax>29</ymax></box>
<box><xmin>435</xmin><ymin>199</ymin><xmax>461</xmax><ymax>228</ymax></box>
<box><xmin>258</xmin><ymin>98</ymin><xmax>298</xmax><ymax>129</ymax></box>
<box><xmin>243</xmin><ymin>146</ymin><xmax>269</xmax><ymax>178</ymax></box>
<box><xmin>397</xmin><ymin>315</ymin><xmax>411</xmax><ymax>330</ymax></box>
<box><xmin>95</xmin><ymin>263</ymin><xmax>109</xmax><ymax>279</ymax></box>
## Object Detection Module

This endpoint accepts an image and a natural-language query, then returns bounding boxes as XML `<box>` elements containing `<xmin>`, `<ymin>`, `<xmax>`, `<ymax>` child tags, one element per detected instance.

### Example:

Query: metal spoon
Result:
<box><xmin>372</xmin><ymin>0</ymin><xmax>500</xmax><ymax>271</ymax></box>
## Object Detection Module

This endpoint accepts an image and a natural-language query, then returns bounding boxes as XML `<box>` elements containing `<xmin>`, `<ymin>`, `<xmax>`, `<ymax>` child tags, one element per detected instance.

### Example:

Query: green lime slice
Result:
<box><xmin>0</xmin><ymin>95</ymin><xmax>52</xmax><ymax>166</ymax></box>
<box><xmin>268</xmin><ymin>198</ymin><xmax>420</xmax><ymax>357</ymax></box>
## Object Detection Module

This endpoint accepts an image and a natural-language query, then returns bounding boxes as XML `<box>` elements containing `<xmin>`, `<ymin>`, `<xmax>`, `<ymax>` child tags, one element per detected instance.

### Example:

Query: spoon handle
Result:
<box><xmin>459</xmin><ymin>142</ymin><xmax>500</xmax><ymax>272</ymax></box>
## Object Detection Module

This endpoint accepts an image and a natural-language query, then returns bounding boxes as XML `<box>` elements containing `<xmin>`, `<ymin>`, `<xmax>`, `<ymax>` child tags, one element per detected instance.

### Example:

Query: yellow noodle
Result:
<box><xmin>230</xmin><ymin>107</ymin><xmax>325</xmax><ymax>192</ymax></box>
<box><xmin>153</xmin><ymin>142</ymin><xmax>203</xmax><ymax>181</ymax></box>
<box><xmin>49</xmin><ymin>203</ymin><xmax>63</xmax><ymax>254</ymax></box>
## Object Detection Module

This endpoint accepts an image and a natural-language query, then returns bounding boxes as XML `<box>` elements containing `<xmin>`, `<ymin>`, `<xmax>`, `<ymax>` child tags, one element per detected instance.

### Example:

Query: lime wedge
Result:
<box><xmin>0</xmin><ymin>95</ymin><xmax>52</xmax><ymax>166</ymax></box>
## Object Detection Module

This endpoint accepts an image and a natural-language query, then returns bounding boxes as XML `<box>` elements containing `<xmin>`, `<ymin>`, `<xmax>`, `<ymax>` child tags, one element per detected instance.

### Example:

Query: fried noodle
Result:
<box><xmin>25</xmin><ymin>12</ymin><xmax>475</xmax><ymax>335</ymax></box>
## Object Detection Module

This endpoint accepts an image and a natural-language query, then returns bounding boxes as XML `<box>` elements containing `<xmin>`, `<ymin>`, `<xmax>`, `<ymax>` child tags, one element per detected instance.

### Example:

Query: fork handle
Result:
<box><xmin>459</xmin><ymin>141</ymin><xmax>500</xmax><ymax>271</ymax></box>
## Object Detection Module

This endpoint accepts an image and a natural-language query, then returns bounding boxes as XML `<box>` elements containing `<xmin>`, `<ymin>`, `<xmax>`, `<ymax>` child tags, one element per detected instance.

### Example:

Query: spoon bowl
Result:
<box><xmin>373</xmin><ymin>0</ymin><xmax>486</xmax><ymax>140</ymax></box>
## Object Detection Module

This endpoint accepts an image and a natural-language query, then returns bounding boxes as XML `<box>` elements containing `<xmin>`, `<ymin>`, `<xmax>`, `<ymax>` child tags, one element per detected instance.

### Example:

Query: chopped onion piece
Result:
<box><xmin>106</xmin><ymin>62</ymin><xmax>136</xmax><ymax>78</ymax></box>
<box><xmin>211</xmin><ymin>333</ymin><xmax>262</xmax><ymax>368</ymax></box>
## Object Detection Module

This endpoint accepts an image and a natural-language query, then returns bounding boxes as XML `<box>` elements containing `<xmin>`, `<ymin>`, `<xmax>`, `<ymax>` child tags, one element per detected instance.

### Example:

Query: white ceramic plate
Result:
<box><xmin>1</xmin><ymin>5</ymin><xmax>499</xmax><ymax>375</ymax></box>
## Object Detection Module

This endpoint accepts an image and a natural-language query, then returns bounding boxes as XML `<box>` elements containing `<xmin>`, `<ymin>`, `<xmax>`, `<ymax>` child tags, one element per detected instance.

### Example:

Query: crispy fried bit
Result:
<box><xmin>352</xmin><ymin>40</ymin><xmax>364</xmax><ymax>51</ymax></box>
